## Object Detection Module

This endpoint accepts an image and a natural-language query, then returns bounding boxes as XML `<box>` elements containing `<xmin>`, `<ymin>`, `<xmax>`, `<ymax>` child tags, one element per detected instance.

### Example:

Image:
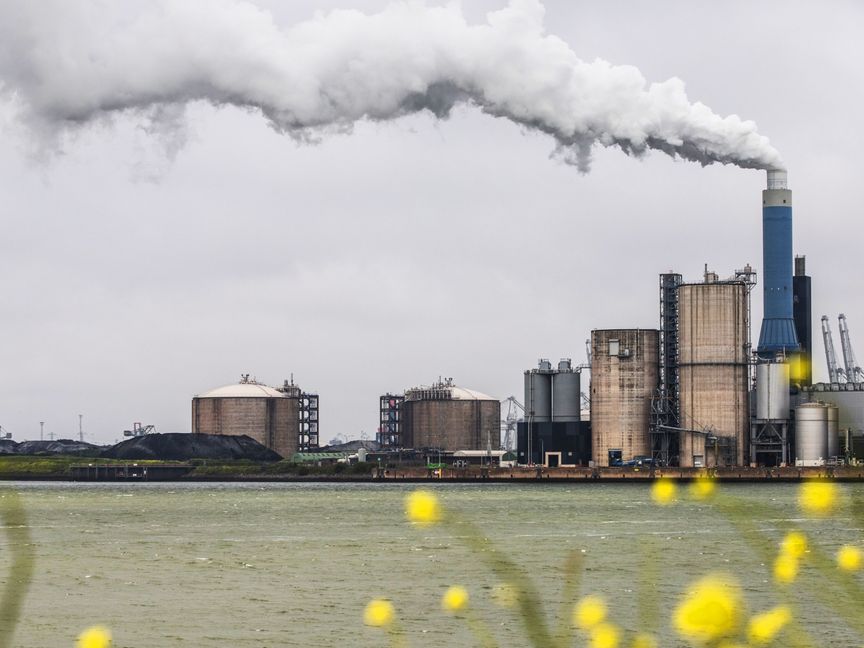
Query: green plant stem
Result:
<box><xmin>0</xmin><ymin>489</ymin><xmax>35</xmax><ymax>648</ymax></box>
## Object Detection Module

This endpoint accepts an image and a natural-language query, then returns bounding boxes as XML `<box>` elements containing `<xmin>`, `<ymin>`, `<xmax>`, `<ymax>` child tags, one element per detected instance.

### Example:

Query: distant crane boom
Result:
<box><xmin>821</xmin><ymin>316</ymin><xmax>847</xmax><ymax>383</ymax></box>
<box><xmin>838</xmin><ymin>314</ymin><xmax>864</xmax><ymax>383</ymax></box>
<box><xmin>500</xmin><ymin>396</ymin><xmax>525</xmax><ymax>451</ymax></box>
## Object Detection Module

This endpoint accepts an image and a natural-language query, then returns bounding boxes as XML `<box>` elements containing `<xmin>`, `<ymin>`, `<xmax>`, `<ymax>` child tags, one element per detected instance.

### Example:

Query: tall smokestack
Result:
<box><xmin>757</xmin><ymin>170</ymin><xmax>800</xmax><ymax>355</ymax></box>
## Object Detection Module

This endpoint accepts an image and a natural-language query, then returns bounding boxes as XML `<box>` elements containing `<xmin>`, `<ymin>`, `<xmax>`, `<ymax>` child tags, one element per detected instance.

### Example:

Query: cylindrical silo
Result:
<box><xmin>826</xmin><ymin>404</ymin><xmax>839</xmax><ymax>460</ymax></box>
<box><xmin>591</xmin><ymin>329</ymin><xmax>659</xmax><ymax>466</ymax></box>
<box><xmin>524</xmin><ymin>366</ymin><xmax>552</xmax><ymax>423</ymax></box>
<box><xmin>756</xmin><ymin>362</ymin><xmax>791</xmax><ymax>420</ymax></box>
<box><xmin>552</xmin><ymin>361</ymin><xmax>581</xmax><ymax>423</ymax></box>
<box><xmin>401</xmin><ymin>382</ymin><xmax>500</xmax><ymax>451</ymax></box>
<box><xmin>795</xmin><ymin>402</ymin><xmax>828</xmax><ymax>466</ymax></box>
<box><xmin>678</xmin><ymin>281</ymin><xmax>749</xmax><ymax>467</ymax></box>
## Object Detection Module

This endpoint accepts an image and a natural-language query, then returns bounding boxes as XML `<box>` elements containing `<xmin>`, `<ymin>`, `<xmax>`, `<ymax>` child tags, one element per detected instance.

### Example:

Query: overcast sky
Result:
<box><xmin>1</xmin><ymin>1</ymin><xmax>862</xmax><ymax>445</ymax></box>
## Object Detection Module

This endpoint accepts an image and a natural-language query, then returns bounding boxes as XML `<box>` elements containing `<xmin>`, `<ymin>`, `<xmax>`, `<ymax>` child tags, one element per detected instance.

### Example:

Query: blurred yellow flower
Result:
<box><xmin>837</xmin><ymin>545</ymin><xmax>862</xmax><ymax>572</ymax></box>
<box><xmin>573</xmin><ymin>594</ymin><xmax>607</xmax><ymax>629</ymax></box>
<box><xmin>442</xmin><ymin>585</ymin><xmax>469</xmax><ymax>612</ymax></box>
<box><xmin>631</xmin><ymin>632</ymin><xmax>658</xmax><ymax>648</ymax></box>
<box><xmin>651</xmin><ymin>478</ymin><xmax>676</xmax><ymax>505</ymax></box>
<box><xmin>773</xmin><ymin>553</ymin><xmax>798</xmax><ymax>584</ymax></box>
<box><xmin>589</xmin><ymin>622</ymin><xmax>620</xmax><ymax>648</ymax></box>
<box><xmin>689</xmin><ymin>475</ymin><xmax>716</xmax><ymax>500</ymax></box>
<box><xmin>673</xmin><ymin>574</ymin><xmax>743</xmax><ymax>644</ymax></box>
<box><xmin>798</xmin><ymin>480</ymin><xmax>838</xmax><ymax>516</ymax></box>
<box><xmin>77</xmin><ymin>626</ymin><xmax>112</xmax><ymax>648</ymax></box>
<box><xmin>747</xmin><ymin>605</ymin><xmax>791</xmax><ymax>645</ymax></box>
<box><xmin>491</xmin><ymin>582</ymin><xmax>520</xmax><ymax>608</ymax></box>
<box><xmin>404</xmin><ymin>490</ymin><xmax>442</xmax><ymax>526</ymax></box>
<box><xmin>363</xmin><ymin>599</ymin><xmax>395</xmax><ymax>627</ymax></box>
<box><xmin>780</xmin><ymin>531</ymin><xmax>808</xmax><ymax>559</ymax></box>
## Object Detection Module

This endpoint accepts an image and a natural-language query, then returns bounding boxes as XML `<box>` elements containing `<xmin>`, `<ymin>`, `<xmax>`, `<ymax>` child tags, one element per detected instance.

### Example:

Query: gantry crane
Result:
<box><xmin>821</xmin><ymin>316</ymin><xmax>847</xmax><ymax>383</ymax></box>
<box><xmin>838</xmin><ymin>314</ymin><xmax>864</xmax><ymax>383</ymax></box>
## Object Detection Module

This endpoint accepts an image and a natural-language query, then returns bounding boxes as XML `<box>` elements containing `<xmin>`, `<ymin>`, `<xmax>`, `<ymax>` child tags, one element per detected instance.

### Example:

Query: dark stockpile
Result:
<box><xmin>101</xmin><ymin>433</ymin><xmax>282</xmax><ymax>461</ymax></box>
<box><xmin>11</xmin><ymin>439</ymin><xmax>103</xmax><ymax>456</ymax></box>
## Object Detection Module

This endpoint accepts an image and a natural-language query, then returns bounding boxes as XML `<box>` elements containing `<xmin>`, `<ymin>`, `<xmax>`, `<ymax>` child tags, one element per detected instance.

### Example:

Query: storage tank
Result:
<box><xmin>826</xmin><ymin>403</ymin><xmax>839</xmax><ymax>459</ymax></box>
<box><xmin>192</xmin><ymin>376</ymin><xmax>300</xmax><ymax>458</ymax></box>
<box><xmin>756</xmin><ymin>362</ymin><xmax>791</xmax><ymax>420</ymax></box>
<box><xmin>552</xmin><ymin>359</ymin><xmax>581</xmax><ymax>423</ymax></box>
<box><xmin>524</xmin><ymin>362</ymin><xmax>552</xmax><ymax>423</ymax></box>
<box><xmin>401</xmin><ymin>380</ymin><xmax>500</xmax><ymax>450</ymax></box>
<box><xmin>591</xmin><ymin>329</ymin><xmax>659</xmax><ymax>466</ymax></box>
<box><xmin>678</xmin><ymin>281</ymin><xmax>749</xmax><ymax>467</ymax></box>
<box><xmin>795</xmin><ymin>402</ymin><xmax>828</xmax><ymax>466</ymax></box>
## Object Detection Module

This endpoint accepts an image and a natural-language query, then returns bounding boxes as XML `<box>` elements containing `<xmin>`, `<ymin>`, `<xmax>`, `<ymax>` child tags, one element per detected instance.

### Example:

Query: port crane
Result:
<box><xmin>500</xmin><ymin>396</ymin><xmax>524</xmax><ymax>451</ymax></box>
<box><xmin>838</xmin><ymin>314</ymin><xmax>864</xmax><ymax>383</ymax></box>
<box><xmin>821</xmin><ymin>316</ymin><xmax>847</xmax><ymax>383</ymax></box>
<box><xmin>123</xmin><ymin>422</ymin><xmax>155</xmax><ymax>437</ymax></box>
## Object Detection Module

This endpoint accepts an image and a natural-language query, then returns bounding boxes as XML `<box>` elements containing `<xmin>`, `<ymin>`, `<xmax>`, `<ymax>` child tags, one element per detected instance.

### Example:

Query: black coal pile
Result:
<box><xmin>12</xmin><ymin>439</ymin><xmax>103</xmax><ymax>456</ymax></box>
<box><xmin>0</xmin><ymin>440</ymin><xmax>18</xmax><ymax>455</ymax></box>
<box><xmin>101</xmin><ymin>433</ymin><xmax>282</xmax><ymax>461</ymax></box>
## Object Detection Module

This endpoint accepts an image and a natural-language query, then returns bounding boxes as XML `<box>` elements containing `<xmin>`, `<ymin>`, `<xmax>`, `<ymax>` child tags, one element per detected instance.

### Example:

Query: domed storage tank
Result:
<box><xmin>795</xmin><ymin>402</ymin><xmax>828</xmax><ymax>466</ymax></box>
<box><xmin>401</xmin><ymin>380</ymin><xmax>500</xmax><ymax>451</ymax></box>
<box><xmin>192</xmin><ymin>376</ymin><xmax>300</xmax><ymax>458</ymax></box>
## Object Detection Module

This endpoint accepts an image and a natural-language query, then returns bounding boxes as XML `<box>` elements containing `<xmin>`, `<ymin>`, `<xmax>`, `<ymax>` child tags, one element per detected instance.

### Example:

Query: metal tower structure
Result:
<box><xmin>821</xmin><ymin>315</ymin><xmax>847</xmax><ymax>383</ymax></box>
<box><xmin>500</xmin><ymin>396</ymin><xmax>524</xmax><ymax>451</ymax></box>
<box><xmin>650</xmin><ymin>272</ymin><xmax>683</xmax><ymax>464</ymax></box>
<box><xmin>838</xmin><ymin>314</ymin><xmax>864</xmax><ymax>383</ymax></box>
<box><xmin>378</xmin><ymin>393</ymin><xmax>404</xmax><ymax>448</ymax></box>
<box><xmin>298</xmin><ymin>393</ymin><xmax>319</xmax><ymax>451</ymax></box>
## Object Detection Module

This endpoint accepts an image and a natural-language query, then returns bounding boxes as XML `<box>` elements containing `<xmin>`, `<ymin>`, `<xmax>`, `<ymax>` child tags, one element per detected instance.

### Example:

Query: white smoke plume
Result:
<box><xmin>0</xmin><ymin>0</ymin><xmax>783</xmax><ymax>172</ymax></box>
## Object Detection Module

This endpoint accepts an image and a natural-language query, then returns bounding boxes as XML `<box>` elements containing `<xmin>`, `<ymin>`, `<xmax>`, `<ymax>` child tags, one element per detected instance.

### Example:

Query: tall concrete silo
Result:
<box><xmin>400</xmin><ymin>379</ymin><xmax>499</xmax><ymax>451</ymax></box>
<box><xmin>591</xmin><ymin>329</ymin><xmax>659</xmax><ymax>466</ymax></box>
<box><xmin>678</xmin><ymin>280</ymin><xmax>750</xmax><ymax>467</ymax></box>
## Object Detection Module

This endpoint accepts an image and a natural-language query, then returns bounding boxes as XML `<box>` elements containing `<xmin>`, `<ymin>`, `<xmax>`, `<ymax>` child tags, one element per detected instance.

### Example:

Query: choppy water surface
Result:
<box><xmin>2</xmin><ymin>482</ymin><xmax>862</xmax><ymax>647</ymax></box>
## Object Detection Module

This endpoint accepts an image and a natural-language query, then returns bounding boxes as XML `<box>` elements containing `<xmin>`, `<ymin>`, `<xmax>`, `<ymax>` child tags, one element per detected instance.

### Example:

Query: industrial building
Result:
<box><xmin>517</xmin><ymin>359</ymin><xmax>591</xmax><ymax>466</ymax></box>
<box><xmin>591</xmin><ymin>330</ymin><xmax>659</xmax><ymax>466</ymax></box>
<box><xmin>192</xmin><ymin>375</ymin><xmax>319</xmax><ymax>459</ymax></box>
<box><xmin>379</xmin><ymin>379</ymin><xmax>499</xmax><ymax>451</ymax></box>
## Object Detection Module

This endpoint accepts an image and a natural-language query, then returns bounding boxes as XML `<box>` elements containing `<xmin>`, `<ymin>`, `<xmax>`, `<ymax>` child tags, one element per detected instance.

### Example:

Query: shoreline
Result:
<box><xmin>1</xmin><ymin>465</ymin><xmax>862</xmax><ymax>483</ymax></box>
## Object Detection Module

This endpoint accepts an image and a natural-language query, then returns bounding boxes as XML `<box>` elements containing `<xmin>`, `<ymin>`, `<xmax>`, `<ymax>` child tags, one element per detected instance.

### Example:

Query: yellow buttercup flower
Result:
<box><xmin>780</xmin><ymin>531</ymin><xmax>808</xmax><ymax>559</ymax></box>
<box><xmin>442</xmin><ymin>585</ymin><xmax>469</xmax><ymax>612</ymax></box>
<box><xmin>773</xmin><ymin>553</ymin><xmax>798</xmax><ymax>584</ymax></box>
<box><xmin>631</xmin><ymin>632</ymin><xmax>658</xmax><ymax>648</ymax></box>
<box><xmin>798</xmin><ymin>480</ymin><xmax>838</xmax><ymax>516</ymax></box>
<box><xmin>404</xmin><ymin>490</ymin><xmax>442</xmax><ymax>526</ymax></box>
<box><xmin>590</xmin><ymin>622</ymin><xmax>620</xmax><ymax>648</ymax></box>
<box><xmin>77</xmin><ymin>626</ymin><xmax>112</xmax><ymax>648</ymax></box>
<box><xmin>651</xmin><ymin>478</ymin><xmax>676</xmax><ymax>505</ymax></box>
<box><xmin>837</xmin><ymin>545</ymin><xmax>862</xmax><ymax>572</ymax></box>
<box><xmin>363</xmin><ymin>599</ymin><xmax>395</xmax><ymax>627</ymax></box>
<box><xmin>689</xmin><ymin>475</ymin><xmax>716</xmax><ymax>500</ymax></box>
<box><xmin>573</xmin><ymin>594</ymin><xmax>607</xmax><ymax>629</ymax></box>
<box><xmin>747</xmin><ymin>605</ymin><xmax>792</xmax><ymax>645</ymax></box>
<box><xmin>673</xmin><ymin>574</ymin><xmax>743</xmax><ymax>644</ymax></box>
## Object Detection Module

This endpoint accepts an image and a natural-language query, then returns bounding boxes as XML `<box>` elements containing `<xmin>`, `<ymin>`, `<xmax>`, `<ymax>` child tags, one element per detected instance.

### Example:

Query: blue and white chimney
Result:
<box><xmin>757</xmin><ymin>169</ymin><xmax>800</xmax><ymax>355</ymax></box>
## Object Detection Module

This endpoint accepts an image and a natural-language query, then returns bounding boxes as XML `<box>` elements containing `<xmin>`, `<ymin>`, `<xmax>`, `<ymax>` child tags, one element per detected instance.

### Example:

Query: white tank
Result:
<box><xmin>795</xmin><ymin>402</ymin><xmax>827</xmax><ymax>466</ymax></box>
<box><xmin>756</xmin><ymin>362</ymin><xmax>790</xmax><ymax>420</ymax></box>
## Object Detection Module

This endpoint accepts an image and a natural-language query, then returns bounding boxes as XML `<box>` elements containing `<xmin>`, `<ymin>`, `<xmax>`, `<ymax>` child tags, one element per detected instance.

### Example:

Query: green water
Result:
<box><xmin>1</xmin><ymin>482</ymin><xmax>862</xmax><ymax>647</ymax></box>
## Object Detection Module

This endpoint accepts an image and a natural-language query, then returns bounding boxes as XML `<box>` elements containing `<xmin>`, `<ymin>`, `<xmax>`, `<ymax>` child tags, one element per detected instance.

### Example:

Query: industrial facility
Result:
<box><xmin>377</xmin><ymin>379</ymin><xmax>499</xmax><ymax>452</ymax></box>
<box><xmin>508</xmin><ymin>169</ymin><xmax>864</xmax><ymax>469</ymax></box>
<box><xmin>192</xmin><ymin>375</ymin><xmax>319</xmax><ymax>459</ymax></box>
